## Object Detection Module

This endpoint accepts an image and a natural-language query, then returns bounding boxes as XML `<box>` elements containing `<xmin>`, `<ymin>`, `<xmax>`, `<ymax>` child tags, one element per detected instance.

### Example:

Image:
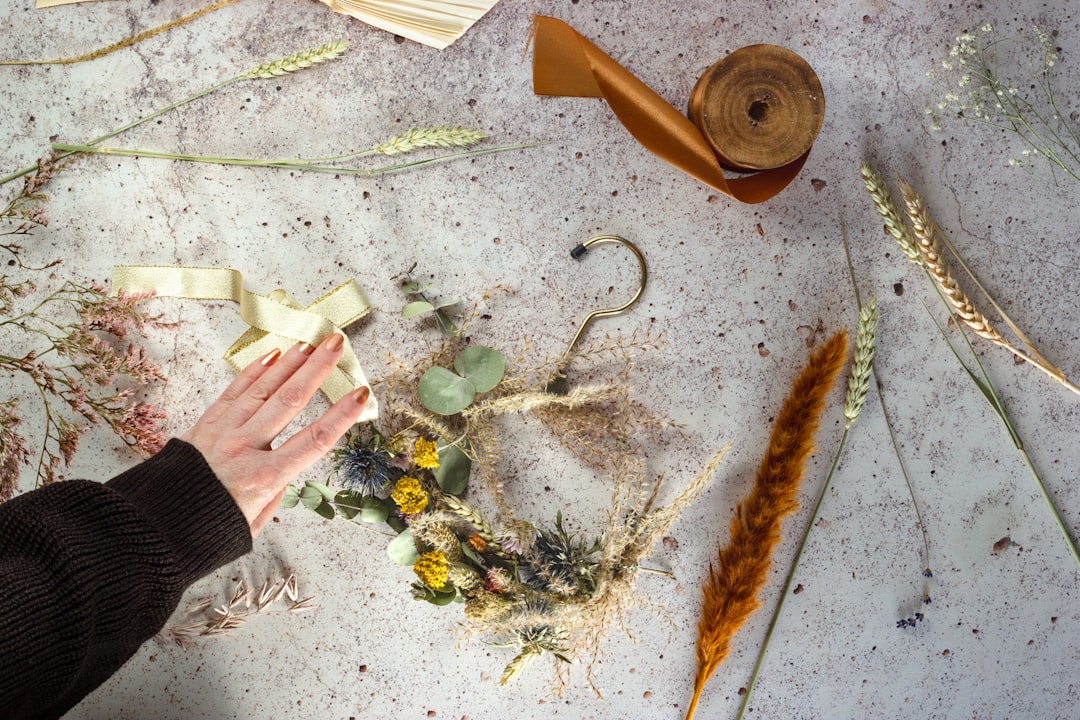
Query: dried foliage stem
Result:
<box><xmin>0</xmin><ymin>0</ymin><xmax>241</xmax><ymax>66</ymax></box>
<box><xmin>686</xmin><ymin>330</ymin><xmax>847</xmax><ymax>720</ymax></box>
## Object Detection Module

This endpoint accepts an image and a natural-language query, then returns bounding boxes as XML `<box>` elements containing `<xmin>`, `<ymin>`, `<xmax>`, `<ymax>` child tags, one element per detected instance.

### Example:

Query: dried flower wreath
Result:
<box><xmin>283</xmin><ymin>275</ymin><xmax>730</xmax><ymax>693</ymax></box>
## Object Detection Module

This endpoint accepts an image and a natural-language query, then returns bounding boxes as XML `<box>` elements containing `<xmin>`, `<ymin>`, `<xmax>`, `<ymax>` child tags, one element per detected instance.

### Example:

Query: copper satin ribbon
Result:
<box><xmin>111</xmin><ymin>266</ymin><xmax>379</xmax><ymax>421</ymax></box>
<box><xmin>531</xmin><ymin>15</ymin><xmax>810</xmax><ymax>204</ymax></box>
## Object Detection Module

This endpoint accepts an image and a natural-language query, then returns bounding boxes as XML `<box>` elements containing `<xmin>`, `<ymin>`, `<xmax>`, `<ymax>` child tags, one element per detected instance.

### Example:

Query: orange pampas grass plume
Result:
<box><xmin>685</xmin><ymin>330</ymin><xmax>848</xmax><ymax>720</ymax></box>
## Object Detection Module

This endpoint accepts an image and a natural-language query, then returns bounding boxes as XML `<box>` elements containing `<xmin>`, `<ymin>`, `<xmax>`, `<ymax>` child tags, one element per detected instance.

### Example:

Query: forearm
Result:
<box><xmin>0</xmin><ymin>440</ymin><xmax>251</xmax><ymax>720</ymax></box>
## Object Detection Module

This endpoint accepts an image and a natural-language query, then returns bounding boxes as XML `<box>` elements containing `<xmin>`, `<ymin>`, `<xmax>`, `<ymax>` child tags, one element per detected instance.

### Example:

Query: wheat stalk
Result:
<box><xmin>244</xmin><ymin>40</ymin><xmax>350</xmax><ymax>79</ymax></box>
<box><xmin>373</xmin><ymin>126</ymin><xmax>488</xmax><ymax>156</ymax></box>
<box><xmin>685</xmin><ymin>330</ymin><xmax>847</xmax><ymax>720</ymax></box>
<box><xmin>844</xmin><ymin>297</ymin><xmax>879</xmax><ymax>428</ymax></box>
<box><xmin>860</xmin><ymin>163</ymin><xmax>920</xmax><ymax>262</ymax></box>
<box><xmin>901</xmin><ymin>183</ymin><xmax>1007</xmax><ymax>344</ymax></box>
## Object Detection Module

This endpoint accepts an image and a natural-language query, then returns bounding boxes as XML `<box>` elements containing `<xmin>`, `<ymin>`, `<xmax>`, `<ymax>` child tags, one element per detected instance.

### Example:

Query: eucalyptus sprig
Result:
<box><xmin>0</xmin><ymin>41</ymin><xmax>349</xmax><ymax>186</ymax></box>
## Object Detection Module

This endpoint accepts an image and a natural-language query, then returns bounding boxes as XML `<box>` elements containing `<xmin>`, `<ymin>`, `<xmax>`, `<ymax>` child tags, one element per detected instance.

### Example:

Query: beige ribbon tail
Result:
<box><xmin>112</xmin><ymin>265</ymin><xmax>379</xmax><ymax>422</ymax></box>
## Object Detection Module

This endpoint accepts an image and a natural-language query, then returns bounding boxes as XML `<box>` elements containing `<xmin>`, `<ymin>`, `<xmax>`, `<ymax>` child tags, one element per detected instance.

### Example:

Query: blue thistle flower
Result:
<box><xmin>331</xmin><ymin>428</ymin><xmax>396</xmax><ymax>495</ymax></box>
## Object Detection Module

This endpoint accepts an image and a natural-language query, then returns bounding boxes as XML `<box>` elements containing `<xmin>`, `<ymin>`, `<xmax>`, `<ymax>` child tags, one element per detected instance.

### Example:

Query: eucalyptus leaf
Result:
<box><xmin>281</xmin><ymin>484</ymin><xmax>300</xmax><ymax>509</ymax></box>
<box><xmin>402</xmin><ymin>300</ymin><xmax>435</xmax><ymax>318</ymax></box>
<box><xmin>304</xmin><ymin>480</ymin><xmax>336</xmax><ymax>503</ymax></box>
<box><xmin>387</xmin><ymin>514</ymin><xmax>407</xmax><ymax>534</ymax></box>
<box><xmin>313</xmin><ymin>500</ymin><xmax>336</xmax><ymax>520</ymax></box>
<box><xmin>432</xmin><ymin>441</ymin><xmax>471</xmax><ymax>495</ymax></box>
<box><xmin>433</xmin><ymin>296</ymin><xmax>462</xmax><ymax>310</ymax></box>
<box><xmin>399</xmin><ymin>281</ymin><xmax>425</xmax><ymax>294</ymax></box>
<box><xmin>299</xmin><ymin>484</ymin><xmax>326</xmax><ymax>510</ymax></box>
<box><xmin>334</xmin><ymin>490</ymin><xmax>362</xmax><ymax>520</ymax></box>
<box><xmin>418</xmin><ymin>366</ymin><xmax>475</xmax><ymax>415</ymax></box>
<box><xmin>454</xmin><ymin>346</ymin><xmax>505</xmax><ymax>393</ymax></box>
<box><xmin>425</xmin><ymin>586</ymin><xmax>459</xmax><ymax>606</ymax></box>
<box><xmin>359</xmin><ymin>495</ymin><xmax>390</xmax><ymax>524</ymax></box>
<box><xmin>388</xmin><ymin>529</ymin><xmax>419</xmax><ymax>566</ymax></box>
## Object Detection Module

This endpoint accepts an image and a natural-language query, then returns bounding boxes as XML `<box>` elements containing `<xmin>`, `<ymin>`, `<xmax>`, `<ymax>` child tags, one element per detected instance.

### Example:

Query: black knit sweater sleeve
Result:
<box><xmin>0</xmin><ymin>439</ymin><xmax>253</xmax><ymax>720</ymax></box>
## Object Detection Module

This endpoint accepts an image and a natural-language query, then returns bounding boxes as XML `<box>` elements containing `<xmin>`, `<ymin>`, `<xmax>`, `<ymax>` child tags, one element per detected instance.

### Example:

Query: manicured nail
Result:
<box><xmin>352</xmin><ymin>386</ymin><xmax>370</xmax><ymax>406</ymax></box>
<box><xmin>323</xmin><ymin>333</ymin><xmax>345</xmax><ymax>352</ymax></box>
<box><xmin>261</xmin><ymin>348</ymin><xmax>282</xmax><ymax>366</ymax></box>
<box><xmin>298</xmin><ymin>341</ymin><xmax>315</xmax><ymax>355</ymax></box>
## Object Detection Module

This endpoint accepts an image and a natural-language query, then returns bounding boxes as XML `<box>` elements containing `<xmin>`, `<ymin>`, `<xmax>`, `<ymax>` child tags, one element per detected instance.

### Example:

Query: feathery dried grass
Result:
<box><xmin>685</xmin><ymin>330</ymin><xmax>847</xmax><ymax>720</ymax></box>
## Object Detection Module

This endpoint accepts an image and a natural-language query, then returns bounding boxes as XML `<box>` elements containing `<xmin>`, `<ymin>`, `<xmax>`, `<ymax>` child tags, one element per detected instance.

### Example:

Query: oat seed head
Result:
<box><xmin>373</xmin><ymin>126</ymin><xmax>488</xmax><ymax>156</ymax></box>
<box><xmin>860</xmin><ymin>163</ymin><xmax>920</xmax><ymax>262</ymax></box>
<box><xmin>244</xmin><ymin>40</ymin><xmax>349</xmax><ymax>79</ymax></box>
<box><xmin>844</xmin><ymin>297</ymin><xmax>879</xmax><ymax>428</ymax></box>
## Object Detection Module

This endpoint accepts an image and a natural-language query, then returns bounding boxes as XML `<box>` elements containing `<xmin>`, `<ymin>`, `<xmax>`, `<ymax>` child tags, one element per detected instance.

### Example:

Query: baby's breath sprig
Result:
<box><xmin>930</xmin><ymin>23</ymin><xmax>1080</xmax><ymax>187</ymax></box>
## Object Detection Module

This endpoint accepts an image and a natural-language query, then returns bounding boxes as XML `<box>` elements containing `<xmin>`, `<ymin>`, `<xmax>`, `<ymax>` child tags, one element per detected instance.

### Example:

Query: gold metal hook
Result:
<box><xmin>546</xmin><ymin>234</ymin><xmax>648</xmax><ymax>394</ymax></box>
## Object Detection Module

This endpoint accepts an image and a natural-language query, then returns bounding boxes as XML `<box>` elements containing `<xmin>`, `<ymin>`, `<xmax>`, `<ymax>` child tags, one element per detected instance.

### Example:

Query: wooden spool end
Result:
<box><xmin>688</xmin><ymin>44</ymin><xmax>825</xmax><ymax>171</ymax></box>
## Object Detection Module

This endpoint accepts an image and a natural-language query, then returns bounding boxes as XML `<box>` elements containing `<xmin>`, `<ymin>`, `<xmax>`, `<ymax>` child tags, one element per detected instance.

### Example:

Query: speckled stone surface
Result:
<box><xmin>3</xmin><ymin>1</ymin><xmax>1079</xmax><ymax>718</ymax></box>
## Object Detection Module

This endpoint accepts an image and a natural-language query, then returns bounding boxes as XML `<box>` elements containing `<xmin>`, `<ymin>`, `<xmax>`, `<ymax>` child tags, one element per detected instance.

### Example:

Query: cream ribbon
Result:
<box><xmin>112</xmin><ymin>266</ymin><xmax>378</xmax><ymax>421</ymax></box>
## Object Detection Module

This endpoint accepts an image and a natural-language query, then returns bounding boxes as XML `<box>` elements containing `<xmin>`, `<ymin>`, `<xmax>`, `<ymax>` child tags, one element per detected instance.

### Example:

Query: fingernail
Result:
<box><xmin>297</xmin><ymin>341</ymin><xmax>315</xmax><ymax>355</ymax></box>
<box><xmin>324</xmin><ymin>333</ymin><xmax>345</xmax><ymax>352</ymax></box>
<box><xmin>261</xmin><ymin>348</ymin><xmax>282</xmax><ymax>366</ymax></box>
<box><xmin>352</xmin><ymin>386</ymin><xmax>370</xmax><ymax>406</ymax></box>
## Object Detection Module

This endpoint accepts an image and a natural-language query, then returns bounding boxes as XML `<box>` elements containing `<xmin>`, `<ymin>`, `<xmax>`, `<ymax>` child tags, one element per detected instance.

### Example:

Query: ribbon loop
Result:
<box><xmin>531</xmin><ymin>16</ymin><xmax>820</xmax><ymax>204</ymax></box>
<box><xmin>111</xmin><ymin>265</ymin><xmax>378</xmax><ymax>421</ymax></box>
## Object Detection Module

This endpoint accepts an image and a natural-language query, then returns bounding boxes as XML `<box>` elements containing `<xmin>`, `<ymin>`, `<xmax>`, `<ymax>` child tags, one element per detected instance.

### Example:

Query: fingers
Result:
<box><xmin>190</xmin><ymin>347</ymin><xmax>281</xmax><ymax>431</ymax></box>
<box><xmin>275</xmin><ymin>386</ymin><xmax>370</xmax><ymax>477</ymax></box>
<box><xmin>242</xmin><ymin>335</ymin><xmax>347</xmax><ymax>441</ymax></box>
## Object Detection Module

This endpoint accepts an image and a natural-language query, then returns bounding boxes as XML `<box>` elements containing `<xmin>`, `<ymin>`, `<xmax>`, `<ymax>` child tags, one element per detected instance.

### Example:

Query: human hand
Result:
<box><xmin>181</xmin><ymin>334</ymin><xmax>370</xmax><ymax>538</ymax></box>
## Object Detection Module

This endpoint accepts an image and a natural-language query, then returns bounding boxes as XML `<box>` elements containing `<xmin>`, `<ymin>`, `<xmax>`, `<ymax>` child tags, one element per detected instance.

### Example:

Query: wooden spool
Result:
<box><xmin>688</xmin><ymin>44</ymin><xmax>824</xmax><ymax>172</ymax></box>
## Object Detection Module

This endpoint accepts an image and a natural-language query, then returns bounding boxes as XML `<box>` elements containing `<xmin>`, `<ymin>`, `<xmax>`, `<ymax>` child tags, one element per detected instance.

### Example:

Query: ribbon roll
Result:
<box><xmin>111</xmin><ymin>266</ymin><xmax>379</xmax><ymax>422</ymax></box>
<box><xmin>531</xmin><ymin>16</ymin><xmax>824</xmax><ymax>203</ymax></box>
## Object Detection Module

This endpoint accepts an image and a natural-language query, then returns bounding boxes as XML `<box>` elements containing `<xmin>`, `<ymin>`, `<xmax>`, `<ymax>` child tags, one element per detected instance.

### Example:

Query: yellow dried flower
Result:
<box><xmin>413</xmin><ymin>437</ymin><xmax>440</xmax><ymax>469</ymax></box>
<box><xmin>391</xmin><ymin>475</ymin><xmax>429</xmax><ymax>514</ymax></box>
<box><xmin>413</xmin><ymin>550</ymin><xmax>450</xmax><ymax>590</ymax></box>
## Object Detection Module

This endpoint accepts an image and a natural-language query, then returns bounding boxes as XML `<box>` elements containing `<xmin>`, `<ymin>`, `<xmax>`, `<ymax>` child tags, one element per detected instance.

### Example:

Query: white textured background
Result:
<box><xmin>3</xmin><ymin>0</ymin><xmax>1078</xmax><ymax>718</ymax></box>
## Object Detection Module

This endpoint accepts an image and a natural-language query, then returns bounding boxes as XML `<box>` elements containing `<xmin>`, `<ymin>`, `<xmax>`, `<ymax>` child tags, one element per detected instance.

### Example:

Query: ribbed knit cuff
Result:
<box><xmin>105</xmin><ymin>439</ymin><xmax>252</xmax><ymax>587</ymax></box>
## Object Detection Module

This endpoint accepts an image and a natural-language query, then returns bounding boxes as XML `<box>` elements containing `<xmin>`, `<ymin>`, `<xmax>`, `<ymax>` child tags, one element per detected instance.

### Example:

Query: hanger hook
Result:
<box><xmin>547</xmin><ymin>234</ymin><xmax>648</xmax><ymax>394</ymax></box>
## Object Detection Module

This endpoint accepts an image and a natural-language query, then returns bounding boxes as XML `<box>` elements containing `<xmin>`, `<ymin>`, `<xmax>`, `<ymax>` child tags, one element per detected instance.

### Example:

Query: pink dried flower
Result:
<box><xmin>0</xmin><ymin>400</ymin><xmax>31</xmax><ymax>502</ymax></box>
<box><xmin>114</xmin><ymin>401</ymin><xmax>167</xmax><ymax>455</ymax></box>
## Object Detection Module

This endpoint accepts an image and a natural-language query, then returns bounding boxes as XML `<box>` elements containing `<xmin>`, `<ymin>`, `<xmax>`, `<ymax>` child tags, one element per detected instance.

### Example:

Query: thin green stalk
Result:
<box><xmin>51</xmin><ymin>142</ymin><xmax>544</xmax><ymax>176</ymax></box>
<box><xmin>1</xmin><ymin>40</ymin><xmax>348</xmax><ymax>186</ymax></box>
<box><xmin>735</xmin><ymin>428</ymin><xmax>849</xmax><ymax>720</ymax></box>
<box><xmin>923</xmin><ymin>301</ymin><xmax>1080</xmax><ymax>567</ymax></box>
<box><xmin>1</xmin><ymin>77</ymin><xmax>240</xmax><ymax>186</ymax></box>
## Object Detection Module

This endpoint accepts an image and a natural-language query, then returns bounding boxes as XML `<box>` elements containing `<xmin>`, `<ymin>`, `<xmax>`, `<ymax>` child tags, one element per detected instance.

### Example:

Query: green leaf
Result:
<box><xmin>299</xmin><ymin>484</ymin><xmax>326</xmax><ymax>510</ymax></box>
<box><xmin>304</xmin><ymin>480</ymin><xmax>336</xmax><ymax>503</ymax></box>
<box><xmin>359</xmin><ymin>495</ymin><xmax>390</xmax><ymax>524</ymax></box>
<box><xmin>281</xmin><ymin>484</ymin><xmax>301</xmax><ymax>509</ymax></box>
<box><xmin>433</xmin><ymin>296</ymin><xmax>461</xmax><ymax>310</ymax></box>
<box><xmin>454</xmin><ymin>346</ymin><xmax>505</xmax><ymax>393</ymax></box>
<box><xmin>399</xmin><ymin>281</ymin><xmax>425</xmax><ymax>294</ymax></box>
<box><xmin>425</xmin><ymin>586</ymin><xmax>459</xmax><ymax>606</ymax></box>
<box><xmin>432</xmin><ymin>441</ymin><xmax>471</xmax><ymax>494</ymax></box>
<box><xmin>387</xmin><ymin>514</ymin><xmax>407</xmax><ymax>534</ymax></box>
<box><xmin>313</xmin><ymin>500</ymin><xmax>336</xmax><ymax>520</ymax></box>
<box><xmin>418</xmin><ymin>365</ymin><xmax>475</xmax><ymax>415</ymax></box>
<box><xmin>388</xmin><ymin>529</ymin><xmax>419</xmax><ymax>566</ymax></box>
<box><xmin>402</xmin><ymin>300</ymin><xmax>435</xmax><ymax>318</ymax></box>
<box><xmin>333</xmin><ymin>490</ymin><xmax>362</xmax><ymax>520</ymax></box>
